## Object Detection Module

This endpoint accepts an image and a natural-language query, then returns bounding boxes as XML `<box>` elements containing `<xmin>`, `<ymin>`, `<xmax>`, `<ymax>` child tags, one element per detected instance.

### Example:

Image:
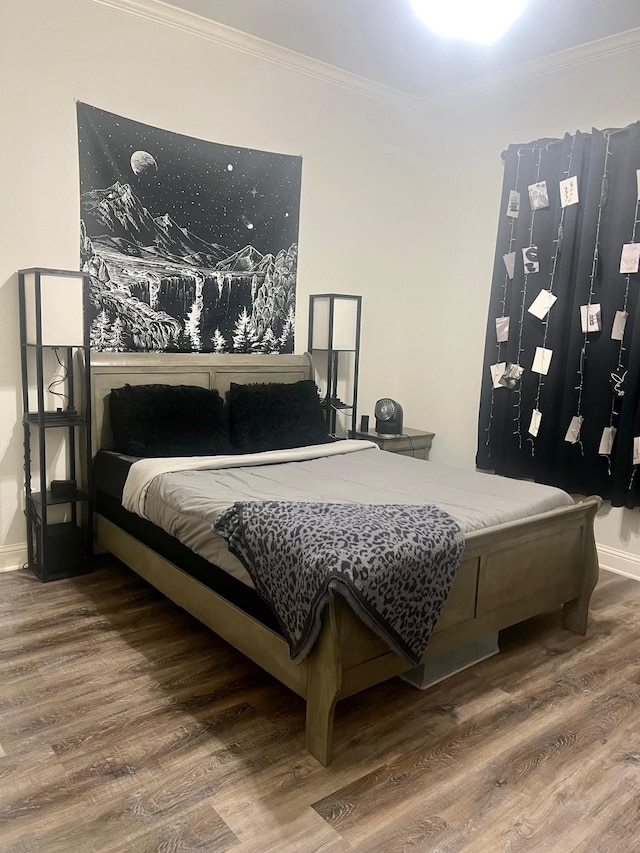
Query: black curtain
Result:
<box><xmin>477</xmin><ymin>123</ymin><xmax>640</xmax><ymax>508</ymax></box>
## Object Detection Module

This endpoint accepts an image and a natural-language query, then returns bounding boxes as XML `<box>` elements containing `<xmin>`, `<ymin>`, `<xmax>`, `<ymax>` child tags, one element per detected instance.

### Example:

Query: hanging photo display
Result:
<box><xmin>588</xmin><ymin>303</ymin><xmax>601</xmax><ymax>332</ymax></box>
<box><xmin>559</xmin><ymin>176</ymin><xmax>579</xmax><ymax>208</ymax></box>
<box><xmin>499</xmin><ymin>363</ymin><xmax>524</xmax><ymax>389</ymax></box>
<box><xmin>528</xmin><ymin>408</ymin><xmax>542</xmax><ymax>437</ymax></box>
<box><xmin>479</xmin><ymin>125</ymin><xmax>640</xmax><ymax>505</ymax></box>
<box><xmin>77</xmin><ymin>102</ymin><xmax>302</xmax><ymax>353</ymax></box>
<box><xmin>528</xmin><ymin>289</ymin><xmax>557</xmax><ymax>320</ymax></box>
<box><xmin>522</xmin><ymin>246</ymin><xmax>540</xmax><ymax>274</ymax></box>
<box><xmin>564</xmin><ymin>415</ymin><xmax>584</xmax><ymax>444</ymax></box>
<box><xmin>528</xmin><ymin>181</ymin><xmax>550</xmax><ymax>210</ymax></box>
<box><xmin>611</xmin><ymin>166</ymin><xmax>640</xmax><ymax>474</ymax></box>
<box><xmin>532</xmin><ymin>346</ymin><xmax>553</xmax><ymax>375</ymax></box>
<box><xmin>503</xmin><ymin>251</ymin><xmax>516</xmax><ymax>279</ymax></box>
<box><xmin>506</xmin><ymin>190</ymin><xmax>521</xmax><ymax>218</ymax></box>
<box><xmin>580</xmin><ymin>303</ymin><xmax>602</xmax><ymax>333</ymax></box>
<box><xmin>599</xmin><ymin>427</ymin><xmax>616</xmax><ymax>456</ymax></box>
<box><xmin>484</xmin><ymin>156</ymin><xmax>525</xmax><ymax>453</ymax></box>
<box><xmin>495</xmin><ymin>316</ymin><xmax>510</xmax><ymax>342</ymax></box>
<box><xmin>620</xmin><ymin>243</ymin><xmax>640</xmax><ymax>274</ymax></box>
<box><xmin>490</xmin><ymin>362</ymin><xmax>506</xmax><ymax>389</ymax></box>
<box><xmin>567</xmin><ymin>138</ymin><xmax>613</xmax><ymax>459</ymax></box>
<box><xmin>524</xmin><ymin>140</ymin><xmax>581</xmax><ymax>458</ymax></box>
<box><xmin>611</xmin><ymin>310</ymin><xmax>628</xmax><ymax>341</ymax></box>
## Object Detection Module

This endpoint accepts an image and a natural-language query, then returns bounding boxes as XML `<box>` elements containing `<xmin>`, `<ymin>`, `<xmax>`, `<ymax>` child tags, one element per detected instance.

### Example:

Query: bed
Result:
<box><xmin>89</xmin><ymin>352</ymin><xmax>601</xmax><ymax>766</ymax></box>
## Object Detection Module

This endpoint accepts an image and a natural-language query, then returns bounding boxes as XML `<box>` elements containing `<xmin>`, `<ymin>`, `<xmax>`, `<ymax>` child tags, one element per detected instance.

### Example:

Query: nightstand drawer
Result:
<box><xmin>353</xmin><ymin>427</ymin><xmax>434</xmax><ymax>460</ymax></box>
<box><xmin>394</xmin><ymin>447</ymin><xmax>429</xmax><ymax>460</ymax></box>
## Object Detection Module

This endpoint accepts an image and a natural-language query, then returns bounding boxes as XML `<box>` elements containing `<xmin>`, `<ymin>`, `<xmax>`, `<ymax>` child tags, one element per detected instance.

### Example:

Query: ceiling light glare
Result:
<box><xmin>410</xmin><ymin>0</ymin><xmax>531</xmax><ymax>44</ymax></box>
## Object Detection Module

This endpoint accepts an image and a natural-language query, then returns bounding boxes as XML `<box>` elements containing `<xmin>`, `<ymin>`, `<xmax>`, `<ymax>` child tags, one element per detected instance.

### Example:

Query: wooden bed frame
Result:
<box><xmin>90</xmin><ymin>352</ymin><xmax>601</xmax><ymax>766</ymax></box>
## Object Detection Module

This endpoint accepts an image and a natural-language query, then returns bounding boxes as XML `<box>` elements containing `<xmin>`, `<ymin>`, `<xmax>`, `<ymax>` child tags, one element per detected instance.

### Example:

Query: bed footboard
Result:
<box><xmin>97</xmin><ymin>495</ymin><xmax>601</xmax><ymax>768</ymax></box>
<box><xmin>303</xmin><ymin>495</ymin><xmax>602</xmax><ymax>765</ymax></box>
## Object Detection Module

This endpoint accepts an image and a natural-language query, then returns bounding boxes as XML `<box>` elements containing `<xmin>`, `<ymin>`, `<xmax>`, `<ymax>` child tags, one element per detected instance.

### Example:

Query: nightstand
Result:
<box><xmin>353</xmin><ymin>427</ymin><xmax>434</xmax><ymax>460</ymax></box>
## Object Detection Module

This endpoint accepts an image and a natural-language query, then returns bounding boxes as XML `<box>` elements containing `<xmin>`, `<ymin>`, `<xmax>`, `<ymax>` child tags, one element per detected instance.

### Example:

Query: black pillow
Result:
<box><xmin>227</xmin><ymin>379</ymin><xmax>331</xmax><ymax>453</ymax></box>
<box><xmin>109</xmin><ymin>383</ymin><xmax>231</xmax><ymax>457</ymax></box>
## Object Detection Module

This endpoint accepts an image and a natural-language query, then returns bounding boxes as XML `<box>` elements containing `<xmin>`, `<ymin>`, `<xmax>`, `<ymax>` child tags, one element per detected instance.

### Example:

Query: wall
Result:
<box><xmin>3</xmin><ymin>0</ymin><xmax>639</xmax><ymax>576</ymax></box>
<box><xmin>0</xmin><ymin>0</ymin><xmax>422</xmax><ymax>565</ymax></box>
<box><xmin>407</xmin><ymin>46</ymin><xmax>640</xmax><ymax>574</ymax></box>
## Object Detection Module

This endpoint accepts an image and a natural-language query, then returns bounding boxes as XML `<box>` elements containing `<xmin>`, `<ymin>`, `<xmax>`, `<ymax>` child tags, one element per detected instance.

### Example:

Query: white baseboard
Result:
<box><xmin>0</xmin><ymin>543</ymin><xmax>27</xmax><ymax>573</ymax></box>
<box><xmin>597</xmin><ymin>544</ymin><xmax>640</xmax><ymax>582</ymax></box>
<box><xmin>3</xmin><ymin>541</ymin><xmax>637</xmax><ymax>581</ymax></box>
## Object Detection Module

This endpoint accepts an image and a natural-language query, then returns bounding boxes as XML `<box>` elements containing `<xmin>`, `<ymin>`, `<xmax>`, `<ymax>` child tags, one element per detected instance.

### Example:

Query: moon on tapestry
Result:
<box><xmin>77</xmin><ymin>102</ymin><xmax>302</xmax><ymax>355</ymax></box>
<box><xmin>130</xmin><ymin>150</ymin><xmax>158</xmax><ymax>176</ymax></box>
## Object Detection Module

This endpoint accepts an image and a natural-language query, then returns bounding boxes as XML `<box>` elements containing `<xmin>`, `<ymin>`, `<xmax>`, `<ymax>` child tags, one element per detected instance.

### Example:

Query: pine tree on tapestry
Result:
<box><xmin>184</xmin><ymin>282</ymin><xmax>205</xmax><ymax>352</ymax></box>
<box><xmin>260</xmin><ymin>327</ymin><xmax>281</xmax><ymax>354</ymax></box>
<box><xmin>109</xmin><ymin>316</ymin><xmax>127</xmax><ymax>352</ymax></box>
<box><xmin>279</xmin><ymin>307</ymin><xmax>295</xmax><ymax>354</ymax></box>
<box><xmin>232</xmin><ymin>308</ymin><xmax>260</xmax><ymax>353</ymax></box>
<box><xmin>90</xmin><ymin>310</ymin><xmax>112</xmax><ymax>351</ymax></box>
<box><xmin>211</xmin><ymin>328</ymin><xmax>227</xmax><ymax>353</ymax></box>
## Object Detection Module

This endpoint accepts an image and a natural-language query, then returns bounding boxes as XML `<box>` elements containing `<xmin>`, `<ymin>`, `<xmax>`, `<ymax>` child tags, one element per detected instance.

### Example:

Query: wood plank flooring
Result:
<box><xmin>0</xmin><ymin>564</ymin><xmax>639</xmax><ymax>852</ymax></box>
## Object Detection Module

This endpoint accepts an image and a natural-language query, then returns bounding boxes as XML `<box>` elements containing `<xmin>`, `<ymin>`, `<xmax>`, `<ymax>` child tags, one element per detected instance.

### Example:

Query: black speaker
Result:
<box><xmin>32</xmin><ymin>522</ymin><xmax>85</xmax><ymax>580</ymax></box>
<box><xmin>51</xmin><ymin>479</ymin><xmax>78</xmax><ymax>499</ymax></box>
<box><xmin>374</xmin><ymin>398</ymin><xmax>403</xmax><ymax>435</ymax></box>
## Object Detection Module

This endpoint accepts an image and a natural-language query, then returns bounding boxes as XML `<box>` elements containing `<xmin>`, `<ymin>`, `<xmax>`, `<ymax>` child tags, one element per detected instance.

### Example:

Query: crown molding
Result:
<box><xmin>89</xmin><ymin>2</ymin><xmax>640</xmax><ymax>116</ymax></box>
<box><xmin>414</xmin><ymin>26</ymin><xmax>640</xmax><ymax>113</ymax></box>
<box><xmin>92</xmin><ymin>0</ymin><xmax>416</xmax><ymax>111</ymax></box>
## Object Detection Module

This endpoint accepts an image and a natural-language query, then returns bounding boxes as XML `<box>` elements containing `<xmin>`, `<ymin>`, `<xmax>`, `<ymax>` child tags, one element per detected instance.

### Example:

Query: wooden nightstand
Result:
<box><xmin>353</xmin><ymin>427</ymin><xmax>434</xmax><ymax>460</ymax></box>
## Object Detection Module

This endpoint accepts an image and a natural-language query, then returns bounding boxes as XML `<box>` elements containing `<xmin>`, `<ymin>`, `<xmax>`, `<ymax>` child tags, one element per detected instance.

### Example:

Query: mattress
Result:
<box><xmin>110</xmin><ymin>441</ymin><xmax>574</xmax><ymax>589</ymax></box>
<box><xmin>93</xmin><ymin>451</ymin><xmax>281</xmax><ymax>630</ymax></box>
<box><xmin>94</xmin><ymin>449</ymin><xmax>140</xmax><ymax>501</ymax></box>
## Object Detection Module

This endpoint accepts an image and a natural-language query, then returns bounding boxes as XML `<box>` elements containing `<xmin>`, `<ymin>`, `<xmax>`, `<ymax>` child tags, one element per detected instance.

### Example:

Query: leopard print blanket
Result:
<box><xmin>214</xmin><ymin>501</ymin><xmax>465</xmax><ymax>665</ymax></box>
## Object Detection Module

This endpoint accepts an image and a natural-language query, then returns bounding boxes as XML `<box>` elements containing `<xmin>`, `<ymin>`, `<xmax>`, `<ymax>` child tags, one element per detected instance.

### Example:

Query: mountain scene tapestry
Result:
<box><xmin>77</xmin><ymin>103</ymin><xmax>302</xmax><ymax>353</ymax></box>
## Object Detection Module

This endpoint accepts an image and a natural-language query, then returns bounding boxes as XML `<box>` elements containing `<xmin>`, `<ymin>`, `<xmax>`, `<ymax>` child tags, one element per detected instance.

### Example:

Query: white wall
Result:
<box><xmin>406</xmin><ymin>47</ymin><xmax>640</xmax><ymax>572</ymax></box>
<box><xmin>2</xmin><ymin>0</ymin><xmax>639</xmax><ymax>575</ymax></box>
<box><xmin>0</xmin><ymin>0</ymin><xmax>421</xmax><ymax>562</ymax></box>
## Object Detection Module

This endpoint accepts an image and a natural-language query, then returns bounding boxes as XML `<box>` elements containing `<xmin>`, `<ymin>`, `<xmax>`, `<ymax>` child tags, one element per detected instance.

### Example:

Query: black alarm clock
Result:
<box><xmin>374</xmin><ymin>398</ymin><xmax>403</xmax><ymax>435</ymax></box>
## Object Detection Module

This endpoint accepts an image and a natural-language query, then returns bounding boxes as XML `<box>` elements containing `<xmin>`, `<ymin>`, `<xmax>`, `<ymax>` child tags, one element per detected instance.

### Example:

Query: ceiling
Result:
<box><xmin>162</xmin><ymin>0</ymin><xmax>640</xmax><ymax>97</ymax></box>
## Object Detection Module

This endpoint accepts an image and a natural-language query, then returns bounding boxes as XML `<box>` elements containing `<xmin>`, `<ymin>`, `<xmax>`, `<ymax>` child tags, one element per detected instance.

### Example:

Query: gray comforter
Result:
<box><xmin>124</xmin><ymin>442</ymin><xmax>573</xmax><ymax>662</ymax></box>
<box><xmin>139</xmin><ymin>444</ymin><xmax>573</xmax><ymax>586</ymax></box>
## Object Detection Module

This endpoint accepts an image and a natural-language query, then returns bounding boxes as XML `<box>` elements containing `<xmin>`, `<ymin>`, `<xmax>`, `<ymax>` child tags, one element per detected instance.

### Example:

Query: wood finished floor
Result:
<box><xmin>1</xmin><ymin>566</ymin><xmax>639</xmax><ymax>853</ymax></box>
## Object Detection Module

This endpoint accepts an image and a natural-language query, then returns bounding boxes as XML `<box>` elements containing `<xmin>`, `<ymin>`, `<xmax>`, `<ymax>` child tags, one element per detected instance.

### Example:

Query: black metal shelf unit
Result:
<box><xmin>308</xmin><ymin>294</ymin><xmax>362</xmax><ymax>438</ymax></box>
<box><xmin>18</xmin><ymin>268</ymin><xmax>93</xmax><ymax>581</ymax></box>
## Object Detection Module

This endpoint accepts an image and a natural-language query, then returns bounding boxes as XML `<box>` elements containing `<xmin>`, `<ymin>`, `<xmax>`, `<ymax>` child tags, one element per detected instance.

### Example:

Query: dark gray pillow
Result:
<box><xmin>109</xmin><ymin>383</ymin><xmax>231</xmax><ymax>457</ymax></box>
<box><xmin>227</xmin><ymin>379</ymin><xmax>331</xmax><ymax>453</ymax></box>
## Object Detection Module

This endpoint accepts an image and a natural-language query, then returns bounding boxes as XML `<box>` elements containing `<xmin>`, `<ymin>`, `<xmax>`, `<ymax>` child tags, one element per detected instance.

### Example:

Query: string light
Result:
<box><xmin>529</xmin><ymin>136</ymin><xmax>578</xmax><ymax>456</ymax></box>
<box><xmin>572</xmin><ymin>132</ymin><xmax>613</xmax><ymax>456</ymax></box>
<box><xmin>513</xmin><ymin>146</ymin><xmax>544</xmax><ymax>449</ymax></box>
<box><xmin>620</xmin><ymin>177</ymin><xmax>640</xmax><ymax>485</ymax></box>
<box><xmin>485</xmin><ymin>147</ymin><xmax>524</xmax><ymax>452</ymax></box>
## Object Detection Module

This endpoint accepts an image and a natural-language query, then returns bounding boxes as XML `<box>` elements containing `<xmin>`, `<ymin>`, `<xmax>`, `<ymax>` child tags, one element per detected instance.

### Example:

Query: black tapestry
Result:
<box><xmin>77</xmin><ymin>103</ymin><xmax>302</xmax><ymax>354</ymax></box>
<box><xmin>477</xmin><ymin>122</ymin><xmax>640</xmax><ymax>509</ymax></box>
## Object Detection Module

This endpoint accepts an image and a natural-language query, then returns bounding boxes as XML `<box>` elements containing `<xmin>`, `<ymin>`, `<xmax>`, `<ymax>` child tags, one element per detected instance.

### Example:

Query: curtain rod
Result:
<box><xmin>500</xmin><ymin>122</ymin><xmax>637</xmax><ymax>160</ymax></box>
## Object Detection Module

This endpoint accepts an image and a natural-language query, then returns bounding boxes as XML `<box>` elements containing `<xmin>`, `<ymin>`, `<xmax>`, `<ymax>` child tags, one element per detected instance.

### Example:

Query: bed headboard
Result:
<box><xmin>90</xmin><ymin>352</ymin><xmax>313</xmax><ymax>455</ymax></box>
